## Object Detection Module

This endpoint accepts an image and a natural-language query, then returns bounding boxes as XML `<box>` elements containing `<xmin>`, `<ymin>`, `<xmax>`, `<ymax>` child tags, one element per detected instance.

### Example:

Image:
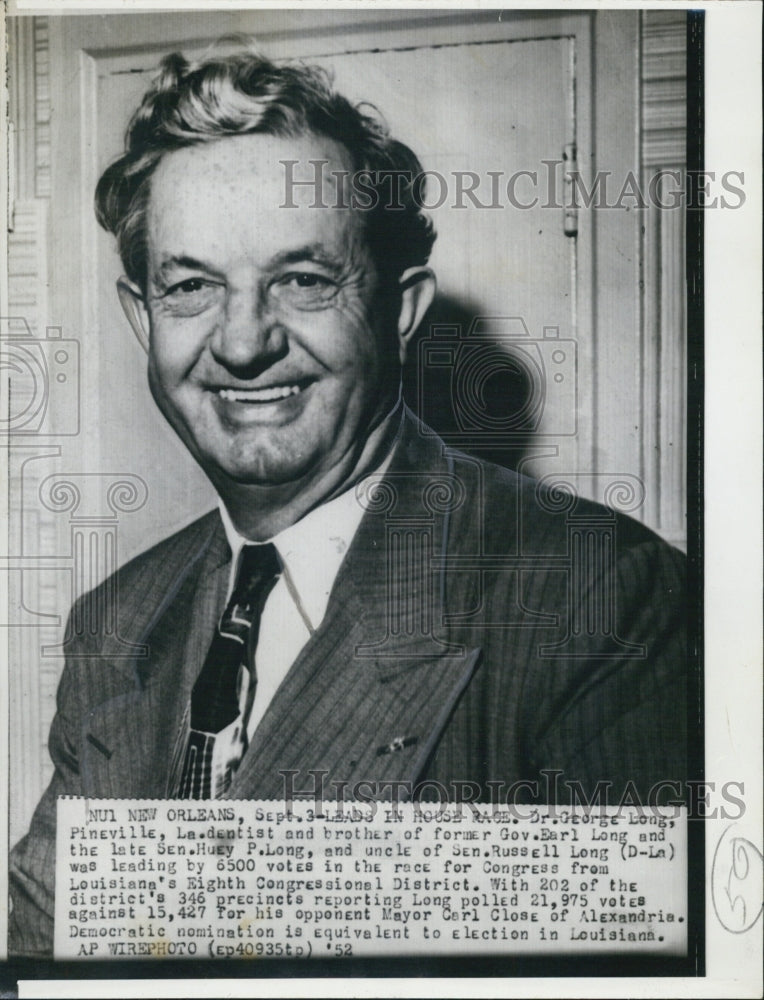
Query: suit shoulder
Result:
<box><xmin>118</xmin><ymin>509</ymin><xmax>222</xmax><ymax>581</ymax></box>
<box><xmin>70</xmin><ymin>509</ymin><xmax>222</xmax><ymax>616</ymax></box>
<box><xmin>446</xmin><ymin>447</ymin><xmax>683</xmax><ymax>564</ymax></box>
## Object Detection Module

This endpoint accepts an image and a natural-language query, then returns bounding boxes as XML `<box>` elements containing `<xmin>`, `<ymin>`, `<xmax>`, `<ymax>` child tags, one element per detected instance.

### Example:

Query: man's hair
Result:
<box><xmin>95</xmin><ymin>40</ymin><xmax>436</xmax><ymax>290</ymax></box>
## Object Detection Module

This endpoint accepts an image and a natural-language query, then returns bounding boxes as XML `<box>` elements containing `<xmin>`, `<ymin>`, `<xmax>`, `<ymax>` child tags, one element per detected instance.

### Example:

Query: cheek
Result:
<box><xmin>312</xmin><ymin>302</ymin><xmax>387</xmax><ymax>374</ymax></box>
<box><xmin>146</xmin><ymin>354</ymin><xmax>177</xmax><ymax>416</ymax></box>
<box><xmin>147</xmin><ymin>318</ymin><xmax>206</xmax><ymax>382</ymax></box>
<box><xmin>328</xmin><ymin>336</ymin><xmax>383</xmax><ymax>391</ymax></box>
<box><xmin>147</xmin><ymin>345</ymin><xmax>179</xmax><ymax>393</ymax></box>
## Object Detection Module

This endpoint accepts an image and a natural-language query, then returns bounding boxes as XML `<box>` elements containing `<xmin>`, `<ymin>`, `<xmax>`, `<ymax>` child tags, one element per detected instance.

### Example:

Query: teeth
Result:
<box><xmin>218</xmin><ymin>385</ymin><xmax>301</xmax><ymax>403</ymax></box>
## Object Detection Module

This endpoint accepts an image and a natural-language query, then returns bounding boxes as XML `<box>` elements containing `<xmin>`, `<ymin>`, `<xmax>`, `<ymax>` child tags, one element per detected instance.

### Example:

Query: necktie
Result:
<box><xmin>179</xmin><ymin>542</ymin><xmax>281</xmax><ymax>799</ymax></box>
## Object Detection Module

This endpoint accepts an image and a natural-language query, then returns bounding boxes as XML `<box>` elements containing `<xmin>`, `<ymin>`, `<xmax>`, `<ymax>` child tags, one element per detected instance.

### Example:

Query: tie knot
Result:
<box><xmin>232</xmin><ymin>542</ymin><xmax>281</xmax><ymax>604</ymax></box>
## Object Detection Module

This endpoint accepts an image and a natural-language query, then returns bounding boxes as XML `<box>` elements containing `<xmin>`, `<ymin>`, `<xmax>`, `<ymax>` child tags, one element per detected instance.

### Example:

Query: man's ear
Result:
<box><xmin>396</xmin><ymin>266</ymin><xmax>436</xmax><ymax>364</ymax></box>
<box><xmin>117</xmin><ymin>277</ymin><xmax>151</xmax><ymax>354</ymax></box>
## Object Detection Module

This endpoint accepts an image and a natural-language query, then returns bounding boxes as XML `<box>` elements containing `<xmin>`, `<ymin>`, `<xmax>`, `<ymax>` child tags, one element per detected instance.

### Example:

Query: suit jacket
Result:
<box><xmin>8</xmin><ymin>412</ymin><xmax>687</xmax><ymax>956</ymax></box>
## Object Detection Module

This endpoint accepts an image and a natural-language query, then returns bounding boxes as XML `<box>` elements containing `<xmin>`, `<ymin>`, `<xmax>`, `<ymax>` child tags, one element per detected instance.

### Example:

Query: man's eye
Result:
<box><xmin>289</xmin><ymin>273</ymin><xmax>333</xmax><ymax>289</ymax></box>
<box><xmin>155</xmin><ymin>277</ymin><xmax>220</xmax><ymax>316</ymax></box>
<box><xmin>166</xmin><ymin>278</ymin><xmax>207</xmax><ymax>295</ymax></box>
<box><xmin>271</xmin><ymin>271</ymin><xmax>339</xmax><ymax>310</ymax></box>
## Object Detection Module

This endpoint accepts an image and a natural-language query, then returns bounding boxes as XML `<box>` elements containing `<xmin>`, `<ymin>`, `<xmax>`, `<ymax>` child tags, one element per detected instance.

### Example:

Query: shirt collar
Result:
<box><xmin>218</xmin><ymin>409</ymin><xmax>401</xmax><ymax>631</ymax></box>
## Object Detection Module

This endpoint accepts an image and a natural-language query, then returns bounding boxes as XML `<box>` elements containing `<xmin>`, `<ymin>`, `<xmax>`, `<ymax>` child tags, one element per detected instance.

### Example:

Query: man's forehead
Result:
<box><xmin>144</xmin><ymin>132</ymin><xmax>364</xmax><ymax>263</ymax></box>
<box><xmin>149</xmin><ymin>131</ymin><xmax>353</xmax><ymax>202</ymax></box>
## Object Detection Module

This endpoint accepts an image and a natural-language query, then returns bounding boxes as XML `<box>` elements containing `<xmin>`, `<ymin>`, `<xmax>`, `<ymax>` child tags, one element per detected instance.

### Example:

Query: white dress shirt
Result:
<box><xmin>207</xmin><ymin>428</ymin><xmax>397</xmax><ymax>790</ymax></box>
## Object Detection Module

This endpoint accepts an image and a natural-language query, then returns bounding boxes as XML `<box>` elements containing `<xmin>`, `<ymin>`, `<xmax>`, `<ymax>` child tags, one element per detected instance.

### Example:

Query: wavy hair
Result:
<box><xmin>95</xmin><ymin>40</ymin><xmax>436</xmax><ymax>289</ymax></box>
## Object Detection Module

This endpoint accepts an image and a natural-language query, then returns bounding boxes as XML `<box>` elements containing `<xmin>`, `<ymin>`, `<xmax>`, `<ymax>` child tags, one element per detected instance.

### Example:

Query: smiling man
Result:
<box><xmin>9</xmin><ymin>44</ymin><xmax>687</xmax><ymax>956</ymax></box>
<box><xmin>118</xmin><ymin>130</ymin><xmax>429</xmax><ymax>537</ymax></box>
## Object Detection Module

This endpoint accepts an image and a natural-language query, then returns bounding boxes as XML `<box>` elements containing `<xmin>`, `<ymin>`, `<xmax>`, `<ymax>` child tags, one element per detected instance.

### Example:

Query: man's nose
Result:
<box><xmin>209</xmin><ymin>290</ymin><xmax>286</xmax><ymax>373</ymax></box>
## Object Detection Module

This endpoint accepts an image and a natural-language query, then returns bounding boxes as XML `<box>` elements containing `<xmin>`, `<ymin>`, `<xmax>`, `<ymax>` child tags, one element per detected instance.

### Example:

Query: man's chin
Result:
<box><xmin>202</xmin><ymin>452</ymin><xmax>320</xmax><ymax>492</ymax></box>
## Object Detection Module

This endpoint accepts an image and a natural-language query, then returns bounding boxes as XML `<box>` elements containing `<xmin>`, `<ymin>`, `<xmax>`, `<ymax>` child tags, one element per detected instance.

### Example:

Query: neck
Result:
<box><xmin>215</xmin><ymin>403</ymin><xmax>402</xmax><ymax>541</ymax></box>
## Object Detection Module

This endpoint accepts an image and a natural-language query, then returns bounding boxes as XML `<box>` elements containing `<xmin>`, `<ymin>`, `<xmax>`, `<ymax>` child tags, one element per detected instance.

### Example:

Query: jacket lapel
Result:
<box><xmin>80</xmin><ymin>514</ymin><xmax>230</xmax><ymax>797</ymax></box>
<box><xmin>226</xmin><ymin>589</ymin><xmax>481</xmax><ymax>801</ymax></box>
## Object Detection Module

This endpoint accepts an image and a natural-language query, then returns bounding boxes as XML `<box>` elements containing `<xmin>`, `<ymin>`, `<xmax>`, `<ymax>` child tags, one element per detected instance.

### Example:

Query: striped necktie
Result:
<box><xmin>179</xmin><ymin>542</ymin><xmax>281</xmax><ymax>799</ymax></box>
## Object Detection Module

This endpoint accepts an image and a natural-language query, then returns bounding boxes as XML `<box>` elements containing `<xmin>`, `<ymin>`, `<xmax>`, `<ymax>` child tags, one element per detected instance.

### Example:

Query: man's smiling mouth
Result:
<box><xmin>217</xmin><ymin>384</ymin><xmax>303</xmax><ymax>403</ymax></box>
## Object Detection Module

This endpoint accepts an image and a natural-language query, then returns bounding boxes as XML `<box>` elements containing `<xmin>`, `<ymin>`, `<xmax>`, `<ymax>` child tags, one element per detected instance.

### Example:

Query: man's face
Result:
<box><xmin>134</xmin><ymin>133</ymin><xmax>403</xmax><ymax>493</ymax></box>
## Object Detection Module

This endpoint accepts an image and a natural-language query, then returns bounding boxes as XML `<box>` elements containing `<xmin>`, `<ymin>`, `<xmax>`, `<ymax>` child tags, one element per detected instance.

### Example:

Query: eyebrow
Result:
<box><xmin>266</xmin><ymin>245</ymin><xmax>346</xmax><ymax>272</ymax></box>
<box><xmin>154</xmin><ymin>255</ymin><xmax>223</xmax><ymax>281</ymax></box>
<box><xmin>152</xmin><ymin>245</ymin><xmax>347</xmax><ymax>280</ymax></box>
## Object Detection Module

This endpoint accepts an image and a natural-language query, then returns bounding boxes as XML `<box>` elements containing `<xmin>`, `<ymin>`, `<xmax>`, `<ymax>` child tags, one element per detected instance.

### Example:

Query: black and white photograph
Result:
<box><xmin>0</xmin><ymin>3</ymin><xmax>761</xmax><ymax>997</ymax></box>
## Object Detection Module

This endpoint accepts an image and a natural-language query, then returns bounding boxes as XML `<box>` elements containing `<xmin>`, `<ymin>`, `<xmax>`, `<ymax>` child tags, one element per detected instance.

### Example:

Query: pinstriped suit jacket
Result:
<box><xmin>8</xmin><ymin>412</ymin><xmax>687</xmax><ymax>956</ymax></box>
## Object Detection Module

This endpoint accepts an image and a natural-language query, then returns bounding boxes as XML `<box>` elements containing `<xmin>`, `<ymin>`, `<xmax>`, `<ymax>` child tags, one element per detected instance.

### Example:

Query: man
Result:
<box><xmin>9</xmin><ymin>44</ymin><xmax>686</xmax><ymax>956</ymax></box>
